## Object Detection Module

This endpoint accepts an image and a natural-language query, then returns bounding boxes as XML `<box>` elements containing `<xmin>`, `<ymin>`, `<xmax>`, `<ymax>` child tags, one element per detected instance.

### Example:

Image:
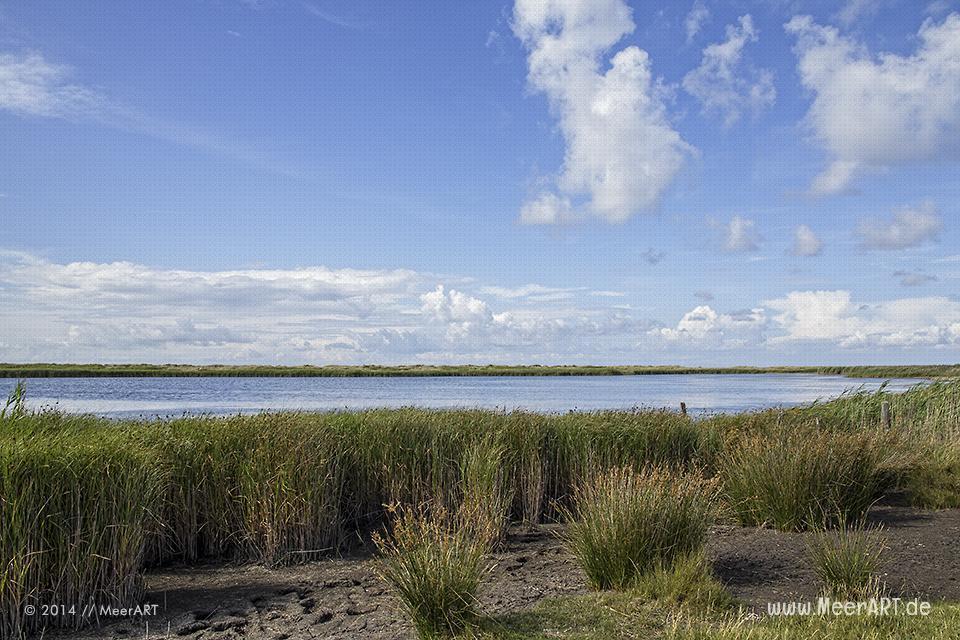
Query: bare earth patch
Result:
<box><xmin>57</xmin><ymin>504</ymin><xmax>960</xmax><ymax>639</ymax></box>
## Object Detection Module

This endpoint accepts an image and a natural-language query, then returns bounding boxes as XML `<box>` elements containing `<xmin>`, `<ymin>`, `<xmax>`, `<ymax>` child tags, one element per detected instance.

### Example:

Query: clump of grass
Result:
<box><xmin>808</xmin><ymin>521</ymin><xmax>886</xmax><ymax>600</ymax></box>
<box><xmin>721</xmin><ymin>427</ymin><xmax>892</xmax><ymax>531</ymax></box>
<box><xmin>902</xmin><ymin>444</ymin><xmax>960</xmax><ymax>509</ymax></box>
<box><xmin>632</xmin><ymin>553</ymin><xmax>733</xmax><ymax>612</ymax></box>
<box><xmin>561</xmin><ymin>466</ymin><xmax>717</xmax><ymax>591</ymax></box>
<box><xmin>373</xmin><ymin>503</ymin><xmax>492</xmax><ymax>639</ymax></box>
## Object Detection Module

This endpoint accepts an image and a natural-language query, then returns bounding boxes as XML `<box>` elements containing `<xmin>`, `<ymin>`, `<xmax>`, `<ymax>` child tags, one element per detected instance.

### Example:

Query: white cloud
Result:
<box><xmin>512</xmin><ymin>0</ymin><xmax>691</xmax><ymax>224</ymax></box>
<box><xmin>519</xmin><ymin>192</ymin><xmax>578</xmax><ymax>225</ymax></box>
<box><xmin>791</xmin><ymin>224</ymin><xmax>823</xmax><ymax>256</ymax></box>
<box><xmin>786</xmin><ymin>13</ymin><xmax>960</xmax><ymax>194</ymax></box>
<box><xmin>685</xmin><ymin>0</ymin><xmax>711</xmax><ymax>42</ymax></box>
<box><xmin>856</xmin><ymin>202</ymin><xmax>943</xmax><ymax>250</ymax></box>
<box><xmin>722</xmin><ymin>215</ymin><xmax>760</xmax><ymax>252</ymax></box>
<box><xmin>421</xmin><ymin>286</ymin><xmax>491</xmax><ymax>324</ymax></box>
<box><xmin>300</xmin><ymin>2</ymin><xmax>366</xmax><ymax>29</ymax></box>
<box><xmin>836</xmin><ymin>0</ymin><xmax>882</xmax><ymax>25</ymax></box>
<box><xmin>478</xmin><ymin>284</ymin><xmax>579</xmax><ymax>300</ymax></box>
<box><xmin>765</xmin><ymin>290</ymin><xmax>960</xmax><ymax>347</ymax></box>
<box><xmin>654</xmin><ymin>305</ymin><xmax>767</xmax><ymax>346</ymax></box>
<box><xmin>0</xmin><ymin>252</ymin><xmax>655</xmax><ymax>363</ymax></box>
<box><xmin>682</xmin><ymin>15</ymin><xmax>776</xmax><ymax>126</ymax></box>
<box><xmin>5</xmin><ymin>252</ymin><xmax>959</xmax><ymax>363</ymax></box>
<box><xmin>0</xmin><ymin>52</ymin><xmax>102</xmax><ymax>118</ymax></box>
<box><xmin>0</xmin><ymin>50</ymin><xmax>294</xmax><ymax>176</ymax></box>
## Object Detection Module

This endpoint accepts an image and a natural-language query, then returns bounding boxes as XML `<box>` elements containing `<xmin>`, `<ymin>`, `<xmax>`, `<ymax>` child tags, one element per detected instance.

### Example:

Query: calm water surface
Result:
<box><xmin>1</xmin><ymin>374</ymin><xmax>924</xmax><ymax>419</ymax></box>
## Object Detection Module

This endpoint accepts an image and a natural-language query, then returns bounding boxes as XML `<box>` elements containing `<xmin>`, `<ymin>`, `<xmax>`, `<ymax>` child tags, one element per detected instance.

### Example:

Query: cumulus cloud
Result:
<box><xmin>512</xmin><ymin>0</ymin><xmax>691</xmax><ymax>224</ymax></box>
<box><xmin>421</xmin><ymin>286</ymin><xmax>491</xmax><ymax>324</ymax></box>
<box><xmin>721</xmin><ymin>216</ymin><xmax>760</xmax><ymax>252</ymax></box>
<box><xmin>0</xmin><ymin>252</ymin><xmax>656</xmax><ymax>363</ymax></box>
<box><xmin>791</xmin><ymin>224</ymin><xmax>823</xmax><ymax>256</ymax></box>
<box><xmin>857</xmin><ymin>202</ymin><xmax>943</xmax><ymax>250</ymax></box>
<box><xmin>5</xmin><ymin>252</ymin><xmax>958</xmax><ymax>363</ymax></box>
<box><xmin>685</xmin><ymin>0</ymin><xmax>710</xmax><ymax>42</ymax></box>
<box><xmin>682</xmin><ymin>15</ymin><xmax>776</xmax><ymax>126</ymax></box>
<box><xmin>765</xmin><ymin>290</ymin><xmax>960</xmax><ymax>347</ymax></box>
<box><xmin>654</xmin><ymin>305</ymin><xmax>767</xmax><ymax>346</ymax></box>
<box><xmin>786</xmin><ymin>13</ymin><xmax>960</xmax><ymax>195</ymax></box>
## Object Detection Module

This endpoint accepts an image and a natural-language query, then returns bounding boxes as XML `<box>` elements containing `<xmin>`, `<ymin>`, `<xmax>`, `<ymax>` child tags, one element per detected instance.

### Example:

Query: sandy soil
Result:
<box><xmin>53</xmin><ymin>502</ymin><xmax>960</xmax><ymax>639</ymax></box>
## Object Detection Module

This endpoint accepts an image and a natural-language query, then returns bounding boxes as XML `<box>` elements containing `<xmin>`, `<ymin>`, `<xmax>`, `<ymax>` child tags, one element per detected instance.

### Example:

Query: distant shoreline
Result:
<box><xmin>0</xmin><ymin>364</ymin><xmax>955</xmax><ymax>379</ymax></box>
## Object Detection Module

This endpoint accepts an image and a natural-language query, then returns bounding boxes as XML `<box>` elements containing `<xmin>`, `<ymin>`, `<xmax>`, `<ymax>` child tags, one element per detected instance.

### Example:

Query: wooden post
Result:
<box><xmin>881</xmin><ymin>401</ymin><xmax>891</xmax><ymax>429</ymax></box>
<box><xmin>680</xmin><ymin>402</ymin><xmax>687</xmax><ymax>416</ymax></box>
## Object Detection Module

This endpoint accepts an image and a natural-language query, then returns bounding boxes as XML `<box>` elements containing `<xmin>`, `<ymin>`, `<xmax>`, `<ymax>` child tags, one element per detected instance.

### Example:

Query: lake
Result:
<box><xmin>0</xmin><ymin>374</ymin><xmax>924</xmax><ymax>419</ymax></box>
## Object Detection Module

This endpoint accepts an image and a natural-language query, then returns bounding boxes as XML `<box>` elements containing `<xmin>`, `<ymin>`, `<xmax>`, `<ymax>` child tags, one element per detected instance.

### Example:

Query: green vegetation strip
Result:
<box><xmin>0</xmin><ymin>363</ymin><xmax>957</xmax><ymax>378</ymax></box>
<box><xmin>2</xmin><ymin>381</ymin><xmax>959</xmax><ymax>637</ymax></box>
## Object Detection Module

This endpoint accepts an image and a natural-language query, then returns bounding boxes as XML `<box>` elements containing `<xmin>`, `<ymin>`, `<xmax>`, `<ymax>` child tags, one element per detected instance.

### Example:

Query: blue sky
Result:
<box><xmin>1</xmin><ymin>0</ymin><xmax>959</xmax><ymax>365</ymax></box>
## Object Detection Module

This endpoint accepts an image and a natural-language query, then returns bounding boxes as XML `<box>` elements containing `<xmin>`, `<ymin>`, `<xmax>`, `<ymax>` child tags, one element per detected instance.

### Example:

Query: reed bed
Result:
<box><xmin>1</xmin><ymin>379</ymin><xmax>958</xmax><ymax>637</ymax></box>
<box><xmin>0</xmin><ymin>406</ymin><xmax>705</xmax><ymax>637</ymax></box>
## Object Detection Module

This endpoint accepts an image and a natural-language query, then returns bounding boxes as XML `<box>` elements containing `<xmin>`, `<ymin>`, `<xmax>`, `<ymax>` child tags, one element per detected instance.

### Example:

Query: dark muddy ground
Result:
<box><xmin>54</xmin><ymin>502</ymin><xmax>960</xmax><ymax>639</ymax></box>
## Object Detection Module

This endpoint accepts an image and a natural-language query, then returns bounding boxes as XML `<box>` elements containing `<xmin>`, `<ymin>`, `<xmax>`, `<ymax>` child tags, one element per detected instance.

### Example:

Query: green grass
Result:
<box><xmin>0</xmin><ymin>406</ymin><xmax>708</xmax><ymax>637</ymax></box>
<box><xmin>719</xmin><ymin>427</ymin><xmax>894</xmax><ymax>531</ymax></box>
<box><xmin>808</xmin><ymin>523</ymin><xmax>886</xmax><ymax>600</ymax></box>
<box><xmin>473</xmin><ymin>590</ymin><xmax>960</xmax><ymax>639</ymax></box>
<box><xmin>2</xmin><ymin>379</ymin><xmax>959</xmax><ymax>637</ymax></box>
<box><xmin>0</xmin><ymin>362</ymin><xmax>955</xmax><ymax>378</ymax></box>
<box><xmin>374</xmin><ymin>504</ymin><xmax>492</xmax><ymax>639</ymax></box>
<box><xmin>561</xmin><ymin>467</ymin><xmax>717</xmax><ymax>590</ymax></box>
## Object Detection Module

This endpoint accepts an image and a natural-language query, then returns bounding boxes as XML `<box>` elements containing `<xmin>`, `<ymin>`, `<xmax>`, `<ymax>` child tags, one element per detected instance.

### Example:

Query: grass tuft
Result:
<box><xmin>720</xmin><ymin>427</ymin><xmax>891</xmax><ymax>531</ymax></box>
<box><xmin>808</xmin><ymin>521</ymin><xmax>886</xmax><ymax>600</ymax></box>
<box><xmin>373</xmin><ymin>503</ymin><xmax>491</xmax><ymax>639</ymax></box>
<box><xmin>560</xmin><ymin>466</ymin><xmax>717</xmax><ymax>591</ymax></box>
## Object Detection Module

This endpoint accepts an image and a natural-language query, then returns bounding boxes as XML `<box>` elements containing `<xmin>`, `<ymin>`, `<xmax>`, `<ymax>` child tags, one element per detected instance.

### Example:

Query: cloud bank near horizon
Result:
<box><xmin>2</xmin><ymin>252</ymin><xmax>958</xmax><ymax>365</ymax></box>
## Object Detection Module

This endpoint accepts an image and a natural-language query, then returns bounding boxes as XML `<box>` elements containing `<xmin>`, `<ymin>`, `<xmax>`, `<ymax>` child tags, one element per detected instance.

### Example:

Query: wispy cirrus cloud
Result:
<box><xmin>0</xmin><ymin>50</ymin><xmax>296</xmax><ymax>175</ymax></box>
<box><xmin>685</xmin><ymin>0</ymin><xmax>710</xmax><ymax>42</ymax></box>
<box><xmin>300</xmin><ymin>2</ymin><xmax>367</xmax><ymax>29</ymax></box>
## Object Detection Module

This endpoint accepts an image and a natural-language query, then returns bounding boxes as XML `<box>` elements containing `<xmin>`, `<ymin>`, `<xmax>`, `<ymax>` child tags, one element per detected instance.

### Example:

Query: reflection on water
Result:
<box><xmin>0</xmin><ymin>374</ymin><xmax>924</xmax><ymax>419</ymax></box>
